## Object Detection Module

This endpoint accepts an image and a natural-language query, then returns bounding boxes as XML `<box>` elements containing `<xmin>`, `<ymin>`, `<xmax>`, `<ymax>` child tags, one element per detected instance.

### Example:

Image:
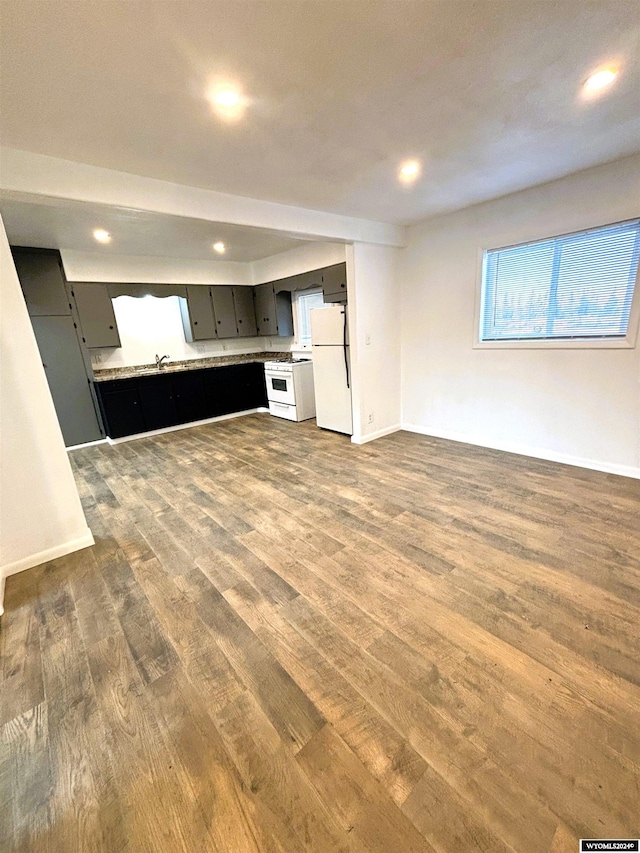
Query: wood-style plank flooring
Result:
<box><xmin>1</xmin><ymin>413</ymin><xmax>639</xmax><ymax>852</ymax></box>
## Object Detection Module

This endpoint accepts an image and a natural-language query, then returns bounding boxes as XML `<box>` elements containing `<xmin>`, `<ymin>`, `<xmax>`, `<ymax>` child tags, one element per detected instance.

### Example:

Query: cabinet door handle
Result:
<box><xmin>218</xmin><ymin>320</ymin><xmax>221</xmax><ymax>324</ymax></box>
<box><xmin>109</xmin><ymin>325</ymin><xmax>114</xmax><ymax>329</ymax></box>
<box><xmin>194</xmin><ymin>320</ymin><xmax>198</xmax><ymax>325</ymax></box>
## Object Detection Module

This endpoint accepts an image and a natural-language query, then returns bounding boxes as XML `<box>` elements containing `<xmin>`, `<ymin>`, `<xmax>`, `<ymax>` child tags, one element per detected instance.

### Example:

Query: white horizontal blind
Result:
<box><xmin>480</xmin><ymin>219</ymin><xmax>640</xmax><ymax>341</ymax></box>
<box><xmin>297</xmin><ymin>290</ymin><xmax>326</xmax><ymax>345</ymax></box>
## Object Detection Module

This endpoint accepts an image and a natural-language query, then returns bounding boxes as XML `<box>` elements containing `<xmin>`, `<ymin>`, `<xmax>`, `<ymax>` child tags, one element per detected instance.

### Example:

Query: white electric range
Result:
<box><xmin>264</xmin><ymin>359</ymin><xmax>316</xmax><ymax>421</ymax></box>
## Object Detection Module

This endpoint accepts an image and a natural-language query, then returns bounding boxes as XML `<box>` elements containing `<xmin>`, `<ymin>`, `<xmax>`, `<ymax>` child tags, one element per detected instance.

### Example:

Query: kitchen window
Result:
<box><xmin>478</xmin><ymin>219</ymin><xmax>640</xmax><ymax>346</ymax></box>
<box><xmin>294</xmin><ymin>289</ymin><xmax>327</xmax><ymax>347</ymax></box>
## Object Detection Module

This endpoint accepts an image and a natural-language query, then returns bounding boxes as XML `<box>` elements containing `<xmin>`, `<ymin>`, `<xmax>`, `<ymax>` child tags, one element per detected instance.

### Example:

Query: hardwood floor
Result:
<box><xmin>1</xmin><ymin>413</ymin><xmax>639</xmax><ymax>852</ymax></box>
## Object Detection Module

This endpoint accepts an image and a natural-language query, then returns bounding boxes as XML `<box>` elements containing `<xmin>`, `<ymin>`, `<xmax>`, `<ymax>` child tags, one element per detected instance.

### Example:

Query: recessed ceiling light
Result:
<box><xmin>214</xmin><ymin>89</ymin><xmax>240</xmax><ymax>109</ymax></box>
<box><xmin>207</xmin><ymin>83</ymin><xmax>246</xmax><ymax>120</ymax></box>
<box><xmin>583</xmin><ymin>68</ymin><xmax>618</xmax><ymax>94</ymax></box>
<box><xmin>213</xmin><ymin>241</ymin><xmax>226</xmax><ymax>254</ymax></box>
<box><xmin>93</xmin><ymin>228</ymin><xmax>111</xmax><ymax>243</ymax></box>
<box><xmin>398</xmin><ymin>159</ymin><xmax>421</xmax><ymax>184</ymax></box>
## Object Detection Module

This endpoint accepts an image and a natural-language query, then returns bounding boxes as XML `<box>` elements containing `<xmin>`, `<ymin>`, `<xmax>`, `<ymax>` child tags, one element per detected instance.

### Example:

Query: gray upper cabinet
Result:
<box><xmin>232</xmin><ymin>286</ymin><xmax>257</xmax><ymax>337</ymax></box>
<box><xmin>322</xmin><ymin>263</ymin><xmax>347</xmax><ymax>303</ymax></box>
<box><xmin>72</xmin><ymin>283</ymin><xmax>121</xmax><ymax>348</ymax></box>
<box><xmin>180</xmin><ymin>286</ymin><xmax>217</xmax><ymax>341</ymax></box>
<box><xmin>12</xmin><ymin>248</ymin><xmax>71</xmax><ymax>316</ymax></box>
<box><xmin>254</xmin><ymin>282</ymin><xmax>278</xmax><ymax>336</ymax></box>
<box><xmin>211</xmin><ymin>286</ymin><xmax>238</xmax><ymax>338</ymax></box>
<box><xmin>254</xmin><ymin>282</ymin><xmax>294</xmax><ymax>337</ymax></box>
<box><xmin>274</xmin><ymin>291</ymin><xmax>294</xmax><ymax>336</ymax></box>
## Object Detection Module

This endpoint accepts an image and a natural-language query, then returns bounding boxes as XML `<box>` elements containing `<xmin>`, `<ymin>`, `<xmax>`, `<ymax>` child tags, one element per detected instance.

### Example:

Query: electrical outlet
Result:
<box><xmin>222</xmin><ymin>343</ymin><xmax>227</xmax><ymax>351</ymax></box>
<box><xmin>195</xmin><ymin>343</ymin><xmax>206</xmax><ymax>354</ymax></box>
<box><xmin>368</xmin><ymin>412</ymin><xmax>374</xmax><ymax>424</ymax></box>
<box><xmin>365</xmin><ymin>333</ymin><xmax>371</xmax><ymax>346</ymax></box>
<box><xmin>93</xmin><ymin>353</ymin><xmax>102</xmax><ymax>364</ymax></box>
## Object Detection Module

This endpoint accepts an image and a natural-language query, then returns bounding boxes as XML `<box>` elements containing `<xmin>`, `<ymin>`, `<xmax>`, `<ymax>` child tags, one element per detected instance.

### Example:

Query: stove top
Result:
<box><xmin>264</xmin><ymin>358</ymin><xmax>312</xmax><ymax>371</ymax></box>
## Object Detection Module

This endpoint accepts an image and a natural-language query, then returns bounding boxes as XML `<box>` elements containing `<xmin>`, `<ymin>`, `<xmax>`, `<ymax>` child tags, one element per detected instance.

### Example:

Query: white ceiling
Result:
<box><xmin>0</xmin><ymin>193</ymin><xmax>315</xmax><ymax>261</ymax></box>
<box><xmin>0</xmin><ymin>0</ymin><xmax>639</xmax><ymax>226</ymax></box>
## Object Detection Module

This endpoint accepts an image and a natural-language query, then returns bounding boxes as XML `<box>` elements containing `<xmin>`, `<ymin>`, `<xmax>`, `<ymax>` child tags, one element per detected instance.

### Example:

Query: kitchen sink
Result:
<box><xmin>134</xmin><ymin>367</ymin><xmax>162</xmax><ymax>375</ymax></box>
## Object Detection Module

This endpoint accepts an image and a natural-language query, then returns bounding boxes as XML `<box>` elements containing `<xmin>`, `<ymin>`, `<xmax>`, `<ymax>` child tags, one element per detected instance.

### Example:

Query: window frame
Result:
<box><xmin>292</xmin><ymin>287</ymin><xmax>327</xmax><ymax>350</ymax></box>
<box><xmin>473</xmin><ymin>219</ymin><xmax>640</xmax><ymax>350</ymax></box>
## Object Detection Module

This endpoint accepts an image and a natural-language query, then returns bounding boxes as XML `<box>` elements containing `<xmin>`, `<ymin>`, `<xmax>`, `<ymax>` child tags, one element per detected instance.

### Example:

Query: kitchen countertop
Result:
<box><xmin>93</xmin><ymin>352</ymin><xmax>292</xmax><ymax>382</ymax></box>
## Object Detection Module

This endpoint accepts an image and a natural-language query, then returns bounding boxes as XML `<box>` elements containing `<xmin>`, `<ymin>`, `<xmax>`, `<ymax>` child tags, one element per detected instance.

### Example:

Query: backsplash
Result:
<box><xmin>90</xmin><ymin>294</ymin><xmax>293</xmax><ymax>369</ymax></box>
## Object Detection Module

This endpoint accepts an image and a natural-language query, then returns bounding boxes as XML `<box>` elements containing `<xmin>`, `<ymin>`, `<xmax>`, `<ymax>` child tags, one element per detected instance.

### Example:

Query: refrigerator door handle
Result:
<box><xmin>343</xmin><ymin>309</ymin><xmax>350</xmax><ymax>389</ymax></box>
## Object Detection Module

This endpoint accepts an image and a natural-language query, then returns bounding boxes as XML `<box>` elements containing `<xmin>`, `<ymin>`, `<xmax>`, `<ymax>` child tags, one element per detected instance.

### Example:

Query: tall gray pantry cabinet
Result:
<box><xmin>11</xmin><ymin>247</ymin><xmax>105</xmax><ymax>447</ymax></box>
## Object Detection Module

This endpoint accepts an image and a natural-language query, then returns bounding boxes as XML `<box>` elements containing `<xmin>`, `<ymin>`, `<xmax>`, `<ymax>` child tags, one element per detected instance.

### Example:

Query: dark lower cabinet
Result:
<box><xmin>202</xmin><ymin>368</ymin><xmax>233</xmax><ymax>417</ymax></box>
<box><xmin>137</xmin><ymin>376</ymin><xmax>179</xmax><ymax>431</ymax></box>
<box><xmin>250</xmin><ymin>363</ymin><xmax>269</xmax><ymax>409</ymax></box>
<box><xmin>230</xmin><ymin>363</ymin><xmax>268</xmax><ymax>411</ymax></box>
<box><xmin>202</xmin><ymin>362</ymin><xmax>267</xmax><ymax>417</ymax></box>
<box><xmin>174</xmin><ymin>370</ymin><xmax>209</xmax><ymax>423</ymax></box>
<box><xmin>95</xmin><ymin>361</ymin><xmax>268</xmax><ymax>439</ymax></box>
<box><xmin>97</xmin><ymin>384</ymin><xmax>145</xmax><ymax>439</ymax></box>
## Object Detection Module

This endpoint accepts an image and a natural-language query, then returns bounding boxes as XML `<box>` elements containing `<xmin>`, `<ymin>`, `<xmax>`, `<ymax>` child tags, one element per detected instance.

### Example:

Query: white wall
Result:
<box><xmin>62</xmin><ymin>250</ymin><xmax>251</xmax><ymax>285</ymax></box>
<box><xmin>0</xmin><ymin>215</ymin><xmax>93</xmax><ymax>614</ymax></box>
<box><xmin>400</xmin><ymin>155</ymin><xmax>640</xmax><ymax>477</ymax></box>
<box><xmin>348</xmin><ymin>242</ymin><xmax>402</xmax><ymax>444</ymax></box>
<box><xmin>251</xmin><ymin>242</ymin><xmax>346</xmax><ymax>284</ymax></box>
<box><xmin>63</xmin><ymin>243</ymin><xmax>345</xmax><ymax>287</ymax></box>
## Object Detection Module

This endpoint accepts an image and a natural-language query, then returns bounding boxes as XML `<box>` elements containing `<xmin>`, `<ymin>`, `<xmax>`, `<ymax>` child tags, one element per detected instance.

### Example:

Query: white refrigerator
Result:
<box><xmin>310</xmin><ymin>305</ymin><xmax>353</xmax><ymax>435</ymax></box>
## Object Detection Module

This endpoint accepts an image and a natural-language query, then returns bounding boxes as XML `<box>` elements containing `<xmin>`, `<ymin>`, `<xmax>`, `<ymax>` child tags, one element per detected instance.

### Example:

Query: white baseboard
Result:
<box><xmin>401</xmin><ymin>422</ymin><xmax>640</xmax><ymax>480</ymax></box>
<box><xmin>66</xmin><ymin>438</ymin><xmax>109</xmax><ymax>452</ymax></box>
<box><xmin>106</xmin><ymin>408</ymin><xmax>268</xmax><ymax>445</ymax></box>
<box><xmin>351</xmin><ymin>424</ymin><xmax>402</xmax><ymax>445</ymax></box>
<box><xmin>0</xmin><ymin>529</ymin><xmax>95</xmax><ymax>616</ymax></box>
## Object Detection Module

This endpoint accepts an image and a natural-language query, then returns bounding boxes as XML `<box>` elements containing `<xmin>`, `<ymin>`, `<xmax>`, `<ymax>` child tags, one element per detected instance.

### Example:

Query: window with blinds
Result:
<box><xmin>296</xmin><ymin>289</ymin><xmax>326</xmax><ymax>345</ymax></box>
<box><xmin>479</xmin><ymin>219</ymin><xmax>640</xmax><ymax>342</ymax></box>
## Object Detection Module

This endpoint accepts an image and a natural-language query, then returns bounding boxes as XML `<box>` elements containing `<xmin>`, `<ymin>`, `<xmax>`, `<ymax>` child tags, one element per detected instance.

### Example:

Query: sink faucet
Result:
<box><xmin>155</xmin><ymin>354</ymin><xmax>170</xmax><ymax>370</ymax></box>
